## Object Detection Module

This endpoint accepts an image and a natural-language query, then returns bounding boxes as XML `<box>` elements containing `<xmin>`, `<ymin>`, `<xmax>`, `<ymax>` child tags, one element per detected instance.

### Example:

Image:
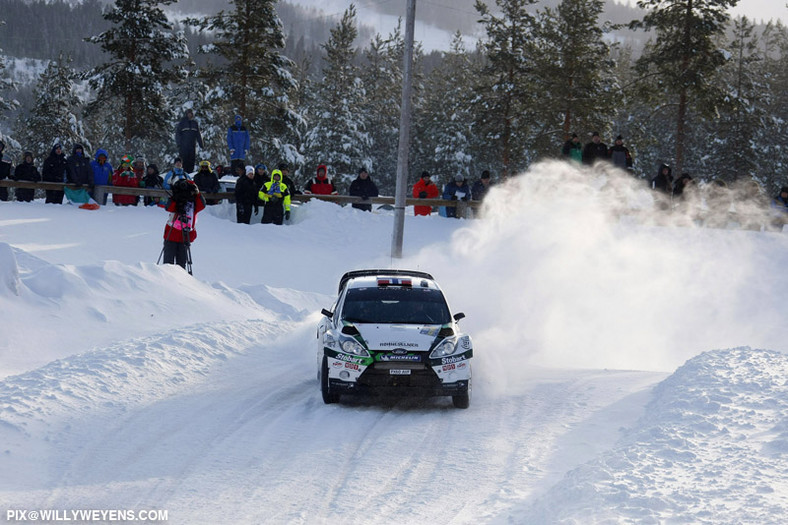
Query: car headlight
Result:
<box><xmin>430</xmin><ymin>337</ymin><xmax>459</xmax><ymax>358</ymax></box>
<box><xmin>340</xmin><ymin>337</ymin><xmax>369</xmax><ymax>357</ymax></box>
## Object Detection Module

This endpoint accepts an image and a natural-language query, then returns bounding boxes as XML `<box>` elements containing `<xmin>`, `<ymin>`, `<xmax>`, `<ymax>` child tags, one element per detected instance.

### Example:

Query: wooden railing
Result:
<box><xmin>0</xmin><ymin>180</ymin><xmax>482</xmax><ymax>209</ymax></box>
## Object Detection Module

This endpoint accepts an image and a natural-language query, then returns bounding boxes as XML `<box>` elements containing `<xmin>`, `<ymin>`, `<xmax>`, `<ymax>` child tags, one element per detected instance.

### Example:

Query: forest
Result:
<box><xmin>1</xmin><ymin>0</ymin><xmax>787</xmax><ymax>195</ymax></box>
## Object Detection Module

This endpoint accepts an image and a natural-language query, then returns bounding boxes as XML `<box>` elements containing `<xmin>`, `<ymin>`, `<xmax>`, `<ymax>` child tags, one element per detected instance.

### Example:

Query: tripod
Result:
<box><xmin>157</xmin><ymin>212</ymin><xmax>194</xmax><ymax>275</ymax></box>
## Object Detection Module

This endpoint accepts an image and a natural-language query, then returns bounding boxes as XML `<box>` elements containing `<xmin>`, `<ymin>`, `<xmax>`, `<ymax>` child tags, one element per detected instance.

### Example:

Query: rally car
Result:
<box><xmin>317</xmin><ymin>269</ymin><xmax>473</xmax><ymax>408</ymax></box>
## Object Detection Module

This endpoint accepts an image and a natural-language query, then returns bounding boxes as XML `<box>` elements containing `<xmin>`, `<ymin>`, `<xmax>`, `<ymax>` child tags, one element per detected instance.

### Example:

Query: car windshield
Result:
<box><xmin>341</xmin><ymin>287</ymin><xmax>451</xmax><ymax>324</ymax></box>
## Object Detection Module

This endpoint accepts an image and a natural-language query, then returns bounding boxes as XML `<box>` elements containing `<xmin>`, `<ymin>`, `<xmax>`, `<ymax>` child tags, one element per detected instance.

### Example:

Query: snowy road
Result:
<box><xmin>0</xmin><ymin>319</ymin><xmax>664</xmax><ymax>524</ymax></box>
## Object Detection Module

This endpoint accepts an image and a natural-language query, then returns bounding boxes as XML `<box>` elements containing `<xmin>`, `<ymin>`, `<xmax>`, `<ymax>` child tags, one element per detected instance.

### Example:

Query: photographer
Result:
<box><xmin>162</xmin><ymin>178</ymin><xmax>206</xmax><ymax>271</ymax></box>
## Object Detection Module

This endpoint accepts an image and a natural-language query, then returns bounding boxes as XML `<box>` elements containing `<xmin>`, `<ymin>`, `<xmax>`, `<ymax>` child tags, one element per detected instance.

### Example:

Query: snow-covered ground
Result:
<box><xmin>1</xmin><ymin>161</ymin><xmax>786</xmax><ymax>523</ymax></box>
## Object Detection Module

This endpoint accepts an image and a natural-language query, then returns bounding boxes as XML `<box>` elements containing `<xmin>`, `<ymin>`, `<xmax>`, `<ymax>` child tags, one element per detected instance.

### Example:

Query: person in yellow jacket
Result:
<box><xmin>258</xmin><ymin>169</ymin><xmax>291</xmax><ymax>225</ymax></box>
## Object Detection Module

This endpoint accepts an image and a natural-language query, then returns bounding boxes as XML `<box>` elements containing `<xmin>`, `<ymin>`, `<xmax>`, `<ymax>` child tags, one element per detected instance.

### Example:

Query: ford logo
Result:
<box><xmin>392</xmin><ymin>348</ymin><xmax>408</xmax><ymax>355</ymax></box>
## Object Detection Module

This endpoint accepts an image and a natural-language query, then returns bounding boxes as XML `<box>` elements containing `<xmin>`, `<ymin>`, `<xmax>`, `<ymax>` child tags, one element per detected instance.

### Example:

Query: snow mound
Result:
<box><xmin>519</xmin><ymin>347</ymin><xmax>788</xmax><ymax>523</ymax></box>
<box><xmin>0</xmin><ymin>242</ymin><xmax>21</xmax><ymax>296</ymax></box>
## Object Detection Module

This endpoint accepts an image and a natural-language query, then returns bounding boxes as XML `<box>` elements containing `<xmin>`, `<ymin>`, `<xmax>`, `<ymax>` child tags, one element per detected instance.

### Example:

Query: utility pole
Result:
<box><xmin>390</xmin><ymin>0</ymin><xmax>416</xmax><ymax>259</ymax></box>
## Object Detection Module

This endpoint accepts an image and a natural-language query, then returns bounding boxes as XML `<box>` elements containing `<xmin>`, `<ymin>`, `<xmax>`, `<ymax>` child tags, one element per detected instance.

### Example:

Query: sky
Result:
<box><xmin>1</xmin><ymin>160</ymin><xmax>787</xmax><ymax>522</ymax></box>
<box><xmin>730</xmin><ymin>0</ymin><xmax>788</xmax><ymax>24</ymax></box>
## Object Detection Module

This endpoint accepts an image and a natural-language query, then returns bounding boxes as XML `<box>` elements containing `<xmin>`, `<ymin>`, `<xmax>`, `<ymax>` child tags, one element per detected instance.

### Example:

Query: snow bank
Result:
<box><xmin>519</xmin><ymin>347</ymin><xmax>788</xmax><ymax>523</ymax></box>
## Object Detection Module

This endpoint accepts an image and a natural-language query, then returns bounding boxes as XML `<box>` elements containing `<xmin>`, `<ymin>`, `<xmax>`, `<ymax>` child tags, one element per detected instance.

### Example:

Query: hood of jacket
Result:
<box><xmin>72</xmin><ymin>143</ymin><xmax>85</xmax><ymax>157</ymax></box>
<box><xmin>94</xmin><ymin>149</ymin><xmax>109</xmax><ymax>163</ymax></box>
<box><xmin>316</xmin><ymin>164</ymin><xmax>328</xmax><ymax>180</ymax></box>
<box><xmin>657</xmin><ymin>163</ymin><xmax>672</xmax><ymax>178</ymax></box>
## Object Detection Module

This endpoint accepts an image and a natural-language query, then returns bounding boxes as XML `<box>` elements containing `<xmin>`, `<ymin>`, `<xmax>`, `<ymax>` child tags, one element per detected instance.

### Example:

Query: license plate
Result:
<box><xmin>389</xmin><ymin>369</ymin><xmax>411</xmax><ymax>375</ymax></box>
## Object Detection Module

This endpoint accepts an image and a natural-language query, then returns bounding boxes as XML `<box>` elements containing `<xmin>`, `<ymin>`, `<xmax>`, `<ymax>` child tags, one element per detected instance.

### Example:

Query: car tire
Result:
<box><xmin>321</xmin><ymin>356</ymin><xmax>340</xmax><ymax>404</ymax></box>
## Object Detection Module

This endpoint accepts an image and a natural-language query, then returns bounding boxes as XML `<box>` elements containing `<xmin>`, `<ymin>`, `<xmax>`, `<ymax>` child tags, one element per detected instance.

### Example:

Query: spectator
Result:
<box><xmin>651</xmin><ymin>163</ymin><xmax>673</xmax><ymax>194</ymax></box>
<box><xmin>349</xmin><ymin>167</ymin><xmax>379</xmax><ymax>211</ymax></box>
<box><xmin>608</xmin><ymin>135</ymin><xmax>633</xmax><ymax>171</ymax></box>
<box><xmin>0</xmin><ymin>140</ymin><xmax>10</xmax><ymax>201</ymax></box>
<box><xmin>304</xmin><ymin>164</ymin><xmax>337</xmax><ymax>195</ymax></box>
<box><xmin>562</xmin><ymin>133</ymin><xmax>583</xmax><ymax>164</ymax></box>
<box><xmin>442</xmin><ymin>174</ymin><xmax>471</xmax><ymax>218</ymax></box>
<box><xmin>162</xmin><ymin>178</ymin><xmax>205</xmax><ymax>271</ymax></box>
<box><xmin>194</xmin><ymin>160</ymin><xmax>221</xmax><ymax>205</ymax></box>
<box><xmin>131</xmin><ymin>158</ymin><xmax>146</xmax><ymax>205</ymax></box>
<box><xmin>163</xmin><ymin>158</ymin><xmax>191</xmax><ymax>189</ymax></box>
<box><xmin>582</xmin><ymin>131</ymin><xmax>608</xmax><ymax>165</ymax></box>
<box><xmin>672</xmin><ymin>173</ymin><xmax>694</xmax><ymax>199</ymax></box>
<box><xmin>278</xmin><ymin>162</ymin><xmax>301</xmax><ymax>196</ymax></box>
<box><xmin>174</xmin><ymin>109</ymin><xmax>204</xmax><ymax>174</ymax></box>
<box><xmin>235</xmin><ymin>165</ymin><xmax>259</xmax><ymax>224</ymax></box>
<box><xmin>13</xmin><ymin>151</ymin><xmax>40</xmax><ymax>202</ymax></box>
<box><xmin>42</xmin><ymin>144</ymin><xmax>67</xmax><ymax>204</ymax></box>
<box><xmin>66</xmin><ymin>144</ymin><xmax>91</xmax><ymax>188</ymax></box>
<box><xmin>258</xmin><ymin>168</ymin><xmax>291</xmax><ymax>225</ymax></box>
<box><xmin>90</xmin><ymin>149</ymin><xmax>113</xmax><ymax>205</ymax></box>
<box><xmin>112</xmin><ymin>154</ymin><xmax>140</xmax><ymax>206</ymax></box>
<box><xmin>770</xmin><ymin>186</ymin><xmax>788</xmax><ymax>229</ymax></box>
<box><xmin>227</xmin><ymin>115</ymin><xmax>250</xmax><ymax>163</ymax></box>
<box><xmin>471</xmin><ymin>170</ymin><xmax>494</xmax><ymax>202</ymax></box>
<box><xmin>412</xmin><ymin>170</ymin><xmax>439</xmax><ymax>216</ymax></box>
<box><xmin>254</xmin><ymin>163</ymin><xmax>268</xmax><ymax>191</ymax></box>
<box><xmin>143</xmin><ymin>163</ymin><xmax>164</xmax><ymax>206</ymax></box>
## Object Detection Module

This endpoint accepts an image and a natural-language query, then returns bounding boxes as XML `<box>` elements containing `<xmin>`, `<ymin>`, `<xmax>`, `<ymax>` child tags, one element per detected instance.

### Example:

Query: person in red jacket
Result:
<box><xmin>303</xmin><ymin>164</ymin><xmax>337</xmax><ymax>195</ymax></box>
<box><xmin>412</xmin><ymin>171</ymin><xmax>439</xmax><ymax>216</ymax></box>
<box><xmin>112</xmin><ymin>154</ymin><xmax>141</xmax><ymax>206</ymax></box>
<box><xmin>162</xmin><ymin>179</ymin><xmax>206</xmax><ymax>273</ymax></box>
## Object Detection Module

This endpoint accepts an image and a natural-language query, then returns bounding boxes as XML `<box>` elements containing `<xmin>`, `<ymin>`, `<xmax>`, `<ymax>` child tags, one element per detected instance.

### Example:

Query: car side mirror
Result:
<box><xmin>321</xmin><ymin>308</ymin><xmax>334</xmax><ymax>319</ymax></box>
<box><xmin>453</xmin><ymin>312</ymin><xmax>465</xmax><ymax>322</ymax></box>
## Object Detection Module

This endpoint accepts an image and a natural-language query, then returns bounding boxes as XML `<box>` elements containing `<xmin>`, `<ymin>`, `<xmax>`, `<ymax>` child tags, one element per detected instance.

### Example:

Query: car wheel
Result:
<box><xmin>321</xmin><ymin>356</ymin><xmax>340</xmax><ymax>404</ymax></box>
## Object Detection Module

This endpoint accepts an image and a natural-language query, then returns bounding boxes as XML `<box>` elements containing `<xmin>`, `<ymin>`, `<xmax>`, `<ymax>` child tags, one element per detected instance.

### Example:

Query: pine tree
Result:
<box><xmin>474</xmin><ymin>0</ymin><xmax>540</xmax><ymax>178</ymax></box>
<box><xmin>303</xmin><ymin>5</ymin><xmax>370</xmax><ymax>188</ymax></box>
<box><xmin>756</xmin><ymin>20</ymin><xmax>788</xmax><ymax>192</ymax></box>
<box><xmin>631</xmin><ymin>0</ymin><xmax>737</xmax><ymax>175</ymax></box>
<box><xmin>415</xmin><ymin>32</ymin><xmax>474</xmax><ymax>182</ymax></box>
<box><xmin>85</xmin><ymin>0</ymin><xmax>188</xmax><ymax>155</ymax></box>
<box><xmin>711</xmin><ymin>16</ymin><xmax>764</xmax><ymax>183</ymax></box>
<box><xmin>530</xmin><ymin>0</ymin><xmax>616</xmax><ymax>153</ymax></box>
<box><xmin>0</xmin><ymin>19</ymin><xmax>20</xmax><ymax>146</ymax></box>
<box><xmin>360</xmin><ymin>27</ymin><xmax>407</xmax><ymax>193</ymax></box>
<box><xmin>188</xmin><ymin>0</ymin><xmax>301</xmax><ymax>165</ymax></box>
<box><xmin>14</xmin><ymin>55</ymin><xmax>91</xmax><ymax>160</ymax></box>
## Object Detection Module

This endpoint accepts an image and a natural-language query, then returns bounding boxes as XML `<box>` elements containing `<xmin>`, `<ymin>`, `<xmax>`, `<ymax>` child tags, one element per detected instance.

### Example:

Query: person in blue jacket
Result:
<box><xmin>442</xmin><ymin>174</ymin><xmax>471</xmax><ymax>218</ymax></box>
<box><xmin>89</xmin><ymin>149</ymin><xmax>113</xmax><ymax>204</ymax></box>
<box><xmin>227</xmin><ymin>115</ymin><xmax>250</xmax><ymax>162</ymax></box>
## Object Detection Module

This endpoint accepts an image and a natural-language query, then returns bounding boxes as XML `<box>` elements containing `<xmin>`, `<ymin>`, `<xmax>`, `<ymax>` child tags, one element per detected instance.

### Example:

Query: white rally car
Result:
<box><xmin>317</xmin><ymin>269</ymin><xmax>473</xmax><ymax>408</ymax></box>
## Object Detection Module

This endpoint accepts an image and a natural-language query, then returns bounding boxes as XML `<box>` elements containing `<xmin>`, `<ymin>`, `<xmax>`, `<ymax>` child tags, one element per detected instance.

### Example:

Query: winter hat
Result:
<box><xmin>256</xmin><ymin>163</ymin><xmax>267</xmax><ymax>172</ymax></box>
<box><xmin>359</xmin><ymin>167</ymin><xmax>368</xmax><ymax>175</ymax></box>
<box><xmin>421</xmin><ymin>170</ymin><xmax>430</xmax><ymax>179</ymax></box>
<box><xmin>199</xmin><ymin>160</ymin><xmax>212</xmax><ymax>170</ymax></box>
<box><xmin>454</xmin><ymin>174</ymin><xmax>465</xmax><ymax>182</ymax></box>
<box><xmin>592</xmin><ymin>131</ymin><xmax>600</xmax><ymax>137</ymax></box>
<box><xmin>54</xmin><ymin>143</ymin><xmax>62</xmax><ymax>151</ymax></box>
<box><xmin>174</xmin><ymin>157</ymin><xmax>183</xmax><ymax>165</ymax></box>
<box><xmin>616</xmin><ymin>134</ymin><xmax>623</xmax><ymax>141</ymax></box>
<box><xmin>245</xmin><ymin>165</ymin><xmax>255</xmax><ymax>175</ymax></box>
<box><xmin>781</xmin><ymin>186</ymin><xmax>788</xmax><ymax>194</ymax></box>
<box><xmin>571</xmin><ymin>133</ymin><xmax>578</xmax><ymax>139</ymax></box>
<box><xmin>277</xmin><ymin>162</ymin><xmax>289</xmax><ymax>171</ymax></box>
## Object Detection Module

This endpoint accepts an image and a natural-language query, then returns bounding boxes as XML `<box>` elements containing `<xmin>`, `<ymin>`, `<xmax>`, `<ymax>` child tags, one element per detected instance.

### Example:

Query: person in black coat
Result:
<box><xmin>13</xmin><ymin>151</ymin><xmax>40</xmax><ymax>202</ymax></box>
<box><xmin>348</xmin><ymin>167</ymin><xmax>379</xmax><ymax>211</ymax></box>
<box><xmin>193</xmin><ymin>160</ymin><xmax>220</xmax><ymax>204</ymax></box>
<box><xmin>0</xmin><ymin>140</ymin><xmax>10</xmax><ymax>201</ymax></box>
<box><xmin>235</xmin><ymin>165</ymin><xmax>260</xmax><ymax>224</ymax></box>
<box><xmin>651</xmin><ymin>163</ymin><xmax>673</xmax><ymax>194</ymax></box>
<box><xmin>143</xmin><ymin>163</ymin><xmax>164</xmax><ymax>206</ymax></box>
<box><xmin>42</xmin><ymin>144</ymin><xmax>67</xmax><ymax>204</ymax></box>
<box><xmin>582</xmin><ymin>131</ymin><xmax>608</xmax><ymax>165</ymax></box>
<box><xmin>174</xmin><ymin>109</ymin><xmax>204</xmax><ymax>174</ymax></box>
<box><xmin>66</xmin><ymin>144</ymin><xmax>92</xmax><ymax>189</ymax></box>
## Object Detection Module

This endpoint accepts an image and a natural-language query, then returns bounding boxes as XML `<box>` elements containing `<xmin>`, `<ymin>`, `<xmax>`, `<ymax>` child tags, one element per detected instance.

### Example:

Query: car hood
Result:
<box><xmin>353</xmin><ymin>323</ymin><xmax>443</xmax><ymax>352</ymax></box>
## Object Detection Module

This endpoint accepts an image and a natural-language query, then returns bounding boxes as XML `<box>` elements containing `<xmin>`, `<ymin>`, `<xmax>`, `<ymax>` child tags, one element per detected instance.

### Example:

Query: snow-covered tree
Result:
<box><xmin>85</xmin><ymin>0</ymin><xmax>188</xmax><ymax>156</ymax></box>
<box><xmin>474</xmin><ymin>0</ymin><xmax>540</xmax><ymax>178</ymax></box>
<box><xmin>188</xmin><ymin>0</ymin><xmax>302</xmax><ymax>166</ymax></box>
<box><xmin>631</xmin><ymin>0</ymin><xmax>737</xmax><ymax>175</ymax></box>
<box><xmin>14</xmin><ymin>54</ymin><xmax>91</xmax><ymax>160</ymax></box>
<box><xmin>0</xmin><ymin>19</ymin><xmax>20</xmax><ymax>146</ymax></box>
<box><xmin>530</xmin><ymin>0</ymin><xmax>616</xmax><ymax>154</ymax></box>
<box><xmin>359</xmin><ymin>27</ymin><xmax>410</xmax><ymax>193</ymax></box>
<box><xmin>303</xmin><ymin>5</ymin><xmax>370</xmax><ymax>188</ymax></box>
<box><xmin>415</xmin><ymin>32</ymin><xmax>475</xmax><ymax>182</ymax></box>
